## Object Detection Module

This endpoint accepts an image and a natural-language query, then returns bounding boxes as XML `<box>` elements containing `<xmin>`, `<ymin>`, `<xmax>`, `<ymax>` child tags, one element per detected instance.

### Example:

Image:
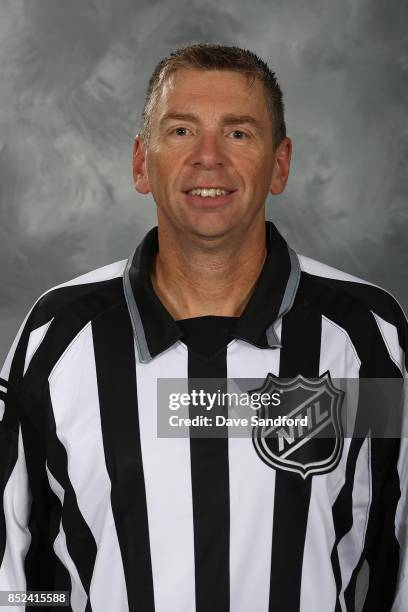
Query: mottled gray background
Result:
<box><xmin>1</xmin><ymin>0</ymin><xmax>407</xmax><ymax>361</ymax></box>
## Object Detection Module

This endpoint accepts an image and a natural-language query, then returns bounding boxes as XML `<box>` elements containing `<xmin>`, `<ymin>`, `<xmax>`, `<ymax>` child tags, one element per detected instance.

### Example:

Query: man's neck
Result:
<box><xmin>150</xmin><ymin>221</ymin><xmax>267</xmax><ymax>320</ymax></box>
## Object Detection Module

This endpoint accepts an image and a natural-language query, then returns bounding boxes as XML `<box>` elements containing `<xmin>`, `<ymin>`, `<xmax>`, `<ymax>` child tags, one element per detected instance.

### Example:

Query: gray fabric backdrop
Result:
<box><xmin>1</xmin><ymin>0</ymin><xmax>407</xmax><ymax>362</ymax></box>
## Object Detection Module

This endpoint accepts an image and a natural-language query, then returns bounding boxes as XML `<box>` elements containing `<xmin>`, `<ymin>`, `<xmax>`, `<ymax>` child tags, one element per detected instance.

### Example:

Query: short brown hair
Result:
<box><xmin>139</xmin><ymin>43</ymin><xmax>286</xmax><ymax>150</ymax></box>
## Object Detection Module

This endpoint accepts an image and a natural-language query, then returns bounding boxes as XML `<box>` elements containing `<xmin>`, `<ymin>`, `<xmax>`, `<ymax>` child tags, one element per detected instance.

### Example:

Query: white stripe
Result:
<box><xmin>320</xmin><ymin>315</ymin><xmax>361</xmax><ymax>371</ymax></box>
<box><xmin>49</xmin><ymin>324</ymin><xmax>128</xmax><ymax>612</ymax></box>
<box><xmin>337</xmin><ymin>438</ymin><xmax>371</xmax><ymax>612</ymax></box>
<box><xmin>0</xmin><ymin>427</ymin><xmax>31</xmax><ymax>596</ymax></box>
<box><xmin>227</xmin><ymin>323</ymin><xmax>281</xmax><ymax>612</ymax></box>
<box><xmin>136</xmin><ymin>341</ymin><xmax>196</xmax><ymax>612</ymax></box>
<box><xmin>372</xmin><ymin>312</ymin><xmax>404</xmax><ymax>373</ymax></box>
<box><xmin>24</xmin><ymin>319</ymin><xmax>53</xmax><ymax>375</ymax></box>
<box><xmin>300</xmin><ymin>315</ymin><xmax>362</xmax><ymax>611</ymax></box>
<box><xmin>46</xmin><ymin>465</ymin><xmax>88</xmax><ymax>612</ymax></box>
<box><xmin>0</xmin><ymin>384</ymin><xmax>6</xmax><ymax>394</ymax></box>
<box><xmin>320</xmin><ymin>315</ymin><xmax>361</xmax><ymax>439</ymax></box>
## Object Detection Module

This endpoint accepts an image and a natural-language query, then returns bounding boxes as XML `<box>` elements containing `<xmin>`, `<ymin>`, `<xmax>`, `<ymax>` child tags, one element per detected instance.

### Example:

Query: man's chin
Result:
<box><xmin>182</xmin><ymin>217</ymin><xmax>239</xmax><ymax>242</ymax></box>
<box><xmin>158</xmin><ymin>206</ymin><xmax>250</xmax><ymax>244</ymax></box>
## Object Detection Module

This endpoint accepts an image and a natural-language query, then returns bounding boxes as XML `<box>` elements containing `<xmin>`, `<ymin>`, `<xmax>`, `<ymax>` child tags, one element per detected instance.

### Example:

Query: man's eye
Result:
<box><xmin>172</xmin><ymin>127</ymin><xmax>189</xmax><ymax>136</ymax></box>
<box><xmin>229</xmin><ymin>130</ymin><xmax>248</xmax><ymax>139</ymax></box>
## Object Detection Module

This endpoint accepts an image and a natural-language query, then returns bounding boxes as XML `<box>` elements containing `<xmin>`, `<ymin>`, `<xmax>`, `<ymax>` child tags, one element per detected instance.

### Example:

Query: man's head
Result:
<box><xmin>139</xmin><ymin>44</ymin><xmax>287</xmax><ymax>151</ymax></box>
<box><xmin>133</xmin><ymin>43</ymin><xmax>292</xmax><ymax>242</ymax></box>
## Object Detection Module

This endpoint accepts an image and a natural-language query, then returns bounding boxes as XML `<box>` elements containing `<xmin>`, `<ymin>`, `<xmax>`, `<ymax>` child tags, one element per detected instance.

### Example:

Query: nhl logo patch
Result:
<box><xmin>251</xmin><ymin>371</ymin><xmax>344</xmax><ymax>479</ymax></box>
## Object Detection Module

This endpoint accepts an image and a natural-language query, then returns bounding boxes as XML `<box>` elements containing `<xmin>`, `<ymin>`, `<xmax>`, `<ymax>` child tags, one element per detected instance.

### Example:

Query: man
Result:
<box><xmin>0</xmin><ymin>43</ymin><xmax>407</xmax><ymax>612</ymax></box>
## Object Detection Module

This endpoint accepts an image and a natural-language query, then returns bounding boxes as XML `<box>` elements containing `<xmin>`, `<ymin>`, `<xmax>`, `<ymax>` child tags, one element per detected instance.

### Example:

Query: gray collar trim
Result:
<box><xmin>123</xmin><ymin>248</ymin><xmax>152</xmax><ymax>364</ymax></box>
<box><xmin>265</xmin><ymin>247</ymin><xmax>301</xmax><ymax>348</ymax></box>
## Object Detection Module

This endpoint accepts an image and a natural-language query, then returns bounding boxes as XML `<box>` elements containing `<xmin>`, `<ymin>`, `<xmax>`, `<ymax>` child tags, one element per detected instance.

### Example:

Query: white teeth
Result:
<box><xmin>190</xmin><ymin>188</ymin><xmax>229</xmax><ymax>197</ymax></box>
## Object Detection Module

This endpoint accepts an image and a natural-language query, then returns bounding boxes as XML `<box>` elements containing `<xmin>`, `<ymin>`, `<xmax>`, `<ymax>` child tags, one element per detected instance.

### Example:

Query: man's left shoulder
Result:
<box><xmin>296</xmin><ymin>253</ymin><xmax>407</xmax><ymax>334</ymax></box>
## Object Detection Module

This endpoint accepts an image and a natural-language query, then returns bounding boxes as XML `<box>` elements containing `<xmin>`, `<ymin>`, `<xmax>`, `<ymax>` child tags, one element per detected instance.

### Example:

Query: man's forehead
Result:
<box><xmin>163</xmin><ymin>68</ymin><xmax>254</xmax><ymax>92</ymax></box>
<box><xmin>157</xmin><ymin>69</ymin><xmax>268</xmax><ymax>114</ymax></box>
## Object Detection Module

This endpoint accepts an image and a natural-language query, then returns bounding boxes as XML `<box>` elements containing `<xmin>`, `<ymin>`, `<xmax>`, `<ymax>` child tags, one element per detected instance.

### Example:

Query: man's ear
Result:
<box><xmin>270</xmin><ymin>137</ymin><xmax>292</xmax><ymax>196</ymax></box>
<box><xmin>133</xmin><ymin>135</ymin><xmax>151</xmax><ymax>194</ymax></box>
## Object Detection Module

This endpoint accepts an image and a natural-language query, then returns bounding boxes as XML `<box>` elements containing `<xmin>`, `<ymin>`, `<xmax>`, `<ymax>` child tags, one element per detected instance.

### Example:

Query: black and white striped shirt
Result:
<box><xmin>1</xmin><ymin>220</ymin><xmax>407</xmax><ymax>611</ymax></box>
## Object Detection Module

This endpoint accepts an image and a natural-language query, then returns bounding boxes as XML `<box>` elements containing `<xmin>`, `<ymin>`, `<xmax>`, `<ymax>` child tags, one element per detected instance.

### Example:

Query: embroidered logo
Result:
<box><xmin>251</xmin><ymin>372</ymin><xmax>344</xmax><ymax>479</ymax></box>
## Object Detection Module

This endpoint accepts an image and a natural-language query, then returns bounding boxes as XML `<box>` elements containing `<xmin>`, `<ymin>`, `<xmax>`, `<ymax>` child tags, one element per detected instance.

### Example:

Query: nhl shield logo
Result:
<box><xmin>251</xmin><ymin>371</ymin><xmax>344</xmax><ymax>479</ymax></box>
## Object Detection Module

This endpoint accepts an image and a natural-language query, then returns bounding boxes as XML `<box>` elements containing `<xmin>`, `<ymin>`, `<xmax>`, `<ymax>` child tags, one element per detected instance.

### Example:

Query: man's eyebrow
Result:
<box><xmin>159</xmin><ymin>112</ymin><xmax>263</xmax><ymax>132</ymax></box>
<box><xmin>221</xmin><ymin>114</ymin><xmax>263</xmax><ymax>131</ymax></box>
<box><xmin>159</xmin><ymin>112</ymin><xmax>198</xmax><ymax>126</ymax></box>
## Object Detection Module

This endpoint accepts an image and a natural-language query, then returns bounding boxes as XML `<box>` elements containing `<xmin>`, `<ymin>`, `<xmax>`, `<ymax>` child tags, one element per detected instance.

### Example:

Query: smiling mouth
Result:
<box><xmin>185</xmin><ymin>187</ymin><xmax>235</xmax><ymax>198</ymax></box>
<box><xmin>182</xmin><ymin>188</ymin><xmax>236</xmax><ymax>210</ymax></box>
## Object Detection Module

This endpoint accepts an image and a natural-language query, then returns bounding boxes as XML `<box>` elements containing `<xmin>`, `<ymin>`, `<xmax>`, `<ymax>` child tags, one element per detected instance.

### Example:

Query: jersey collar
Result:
<box><xmin>123</xmin><ymin>221</ymin><xmax>300</xmax><ymax>363</ymax></box>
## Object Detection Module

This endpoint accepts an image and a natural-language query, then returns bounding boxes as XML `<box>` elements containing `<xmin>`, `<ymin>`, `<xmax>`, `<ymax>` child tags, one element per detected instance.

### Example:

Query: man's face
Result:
<box><xmin>133</xmin><ymin>68</ymin><xmax>291</xmax><ymax>240</ymax></box>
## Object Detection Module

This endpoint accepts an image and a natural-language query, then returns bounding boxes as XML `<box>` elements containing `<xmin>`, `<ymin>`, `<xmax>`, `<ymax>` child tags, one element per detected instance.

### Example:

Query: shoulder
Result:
<box><xmin>295</xmin><ymin>253</ymin><xmax>407</xmax><ymax>371</ymax></box>
<box><xmin>12</xmin><ymin>259</ymin><xmax>128</xmax><ymax>382</ymax></box>
<box><xmin>28</xmin><ymin>259</ymin><xmax>127</xmax><ymax>331</ymax></box>
<box><xmin>297</xmin><ymin>253</ymin><xmax>407</xmax><ymax>330</ymax></box>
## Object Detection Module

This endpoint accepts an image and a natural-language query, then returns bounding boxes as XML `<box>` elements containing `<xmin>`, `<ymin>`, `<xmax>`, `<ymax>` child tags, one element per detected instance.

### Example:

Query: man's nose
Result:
<box><xmin>190</xmin><ymin>131</ymin><xmax>227</xmax><ymax>168</ymax></box>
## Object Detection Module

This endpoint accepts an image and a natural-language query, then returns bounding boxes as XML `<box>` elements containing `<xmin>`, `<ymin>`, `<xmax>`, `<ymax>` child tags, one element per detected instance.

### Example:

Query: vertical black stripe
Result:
<box><xmin>20</xmin><ymin>408</ymin><xmax>63</xmax><ymax>592</ymax></box>
<box><xmin>330</xmin><ymin>438</ymin><xmax>366</xmax><ymax>612</ymax></box>
<box><xmin>329</xmin><ymin>356</ymin><xmax>374</xmax><ymax>612</ymax></box>
<box><xmin>269</xmin><ymin>304</ymin><xmax>322</xmax><ymax>611</ymax></box>
<box><xmin>41</xmin><ymin>388</ymin><xmax>96</xmax><ymax>611</ymax></box>
<box><xmin>188</xmin><ymin>348</ymin><xmax>230</xmax><ymax>612</ymax></box>
<box><xmin>359</xmin><ymin>440</ymin><xmax>400</xmax><ymax>612</ymax></box>
<box><xmin>342</xmin><ymin>437</ymin><xmax>401</xmax><ymax>612</ymax></box>
<box><xmin>48</xmin><ymin>493</ymin><xmax>74</xmax><ymax>612</ymax></box>
<box><xmin>330</xmin><ymin>377</ymin><xmax>379</xmax><ymax>612</ymax></box>
<box><xmin>92</xmin><ymin>301</ymin><xmax>155</xmax><ymax>612</ymax></box>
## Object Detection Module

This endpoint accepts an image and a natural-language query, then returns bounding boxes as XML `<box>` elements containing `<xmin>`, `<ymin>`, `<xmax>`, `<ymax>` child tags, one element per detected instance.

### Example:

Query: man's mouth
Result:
<box><xmin>182</xmin><ymin>185</ymin><xmax>237</xmax><ymax>209</ymax></box>
<box><xmin>184</xmin><ymin>187</ymin><xmax>235</xmax><ymax>198</ymax></box>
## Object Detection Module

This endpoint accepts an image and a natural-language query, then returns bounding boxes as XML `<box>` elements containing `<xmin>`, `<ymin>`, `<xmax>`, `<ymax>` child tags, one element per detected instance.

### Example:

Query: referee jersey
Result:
<box><xmin>0</xmin><ymin>220</ymin><xmax>407</xmax><ymax>612</ymax></box>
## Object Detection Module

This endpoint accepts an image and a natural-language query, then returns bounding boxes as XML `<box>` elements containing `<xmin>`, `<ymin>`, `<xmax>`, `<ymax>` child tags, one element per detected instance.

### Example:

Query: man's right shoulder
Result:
<box><xmin>28</xmin><ymin>259</ymin><xmax>128</xmax><ymax>331</ymax></box>
<box><xmin>3</xmin><ymin>259</ymin><xmax>129</xmax><ymax>388</ymax></box>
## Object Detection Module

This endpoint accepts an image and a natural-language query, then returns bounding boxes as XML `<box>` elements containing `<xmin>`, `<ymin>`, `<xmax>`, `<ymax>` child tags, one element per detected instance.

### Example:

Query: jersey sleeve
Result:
<box><xmin>360</xmin><ymin>301</ymin><xmax>408</xmax><ymax>612</ymax></box>
<box><xmin>0</xmin><ymin>312</ymin><xmax>57</xmax><ymax>595</ymax></box>
<box><xmin>391</xmin><ymin>330</ymin><xmax>408</xmax><ymax>612</ymax></box>
<box><xmin>0</xmin><ymin>317</ymin><xmax>32</xmax><ymax>593</ymax></box>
